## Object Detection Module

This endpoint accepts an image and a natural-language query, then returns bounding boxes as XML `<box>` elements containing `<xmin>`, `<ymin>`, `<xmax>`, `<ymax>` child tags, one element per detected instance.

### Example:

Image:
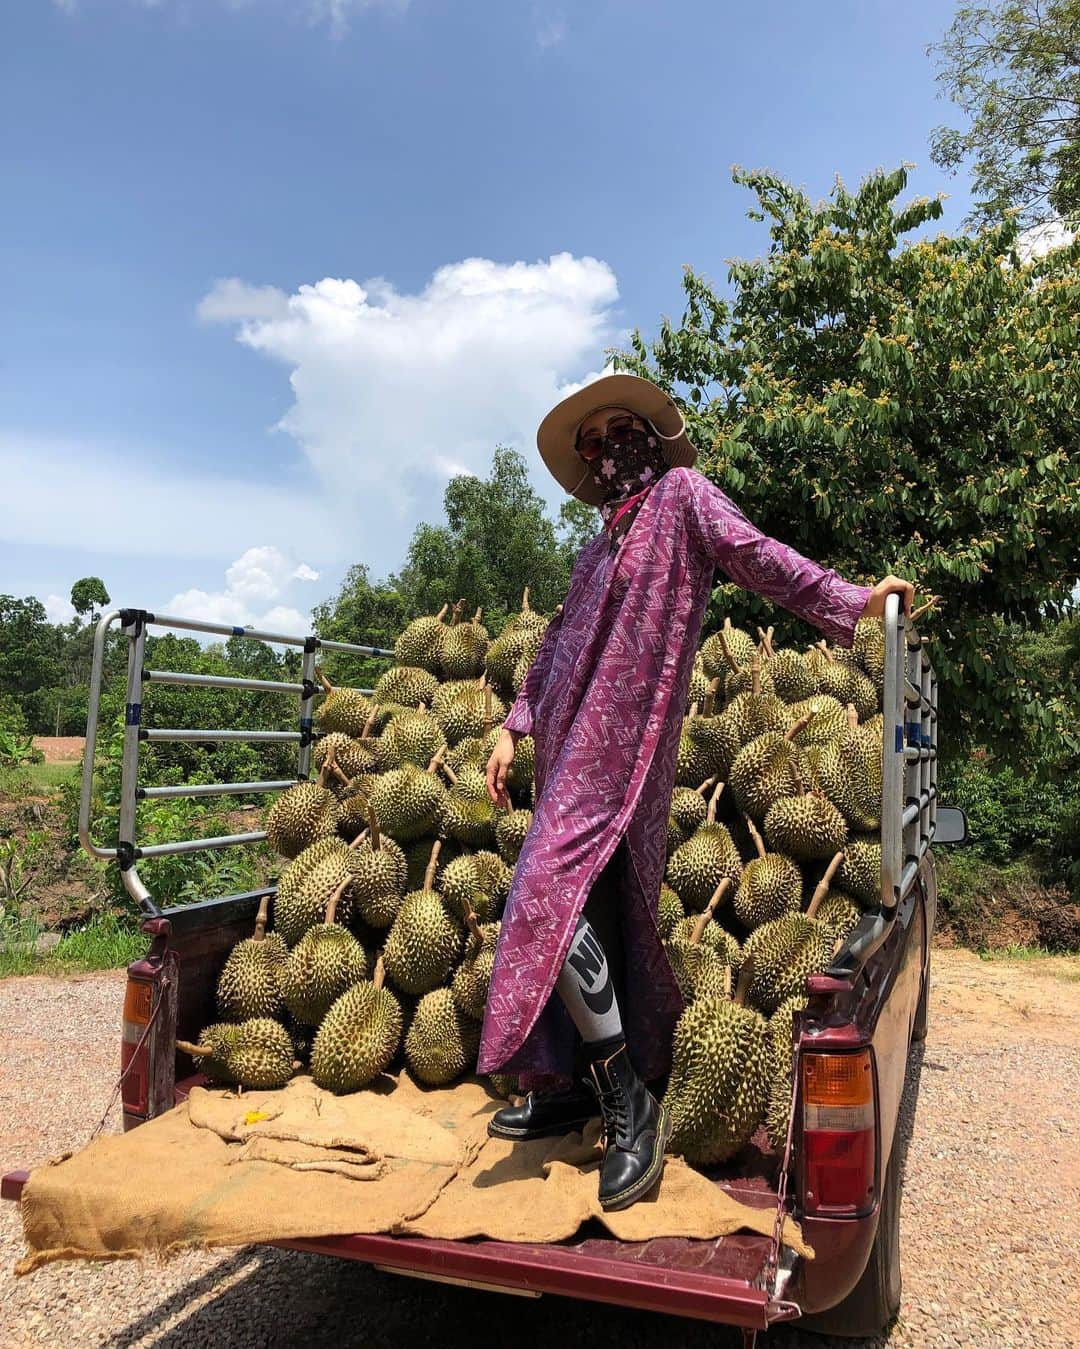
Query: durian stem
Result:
<box><xmin>252</xmin><ymin>893</ymin><xmax>270</xmax><ymax>942</ymax></box>
<box><xmin>806</xmin><ymin>851</ymin><xmax>846</xmax><ymax>919</ymax></box>
<box><xmin>316</xmin><ymin>745</ymin><xmax>337</xmax><ymax>791</ymax></box>
<box><xmin>688</xmin><ymin>700</ymin><xmax>700</xmax><ymax>719</ymax></box>
<box><xmin>315</xmin><ymin>666</ymin><xmax>334</xmax><ymax>694</ymax></box>
<box><xmin>817</xmin><ymin>639</ymin><xmax>835</xmax><ymax>663</ymax></box>
<box><xmin>695</xmin><ymin>774</ymin><xmax>719</xmax><ymax>797</ymax></box>
<box><xmin>462</xmin><ymin>899</ymin><xmax>483</xmax><ymax>943</ymax></box>
<box><xmin>521</xmin><ymin>587</ymin><xmax>531</xmax><ymax>613</ymax></box>
<box><xmin>423</xmin><ymin>839</ymin><xmax>442</xmax><ymax>891</ymax></box>
<box><xmin>703</xmin><ymin>678</ymin><xmax>720</xmax><ymax>718</ymax></box>
<box><xmin>783</xmin><ymin>712</ymin><xmax>813</xmax><ymax>743</ymax></box>
<box><xmin>366</xmin><ymin>805</ymin><xmax>382</xmax><ymax>853</ymax></box>
<box><xmin>348</xmin><ymin>828</ymin><xmax>370</xmax><ymax>851</ymax></box>
<box><xmin>743</xmin><ymin>814</ymin><xmax>767</xmax><ymax>860</ymax></box>
<box><xmin>751</xmin><ymin>653</ymin><xmax>761</xmax><ymax>698</ymax></box>
<box><xmin>435</xmin><ymin>603</ymin><xmax>450</xmax><ymax>622</ymax></box>
<box><xmin>325</xmin><ymin>876</ymin><xmax>351</xmax><ymax>926</ymax></box>
<box><xmin>733</xmin><ymin>956</ymin><xmax>754</xmax><ymax>1007</ymax></box>
<box><xmin>911</xmin><ymin>595</ymin><xmax>940</xmax><ymax>622</ymax></box>
<box><xmin>361</xmin><ymin>705</ymin><xmax>379</xmax><ymax>739</ymax></box>
<box><xmin>373</xmin><ymin>955</ymin><xmax>386</xmax><ymax>990</ymax></box>
<box><xmin>176</xmin><ymin>1040</ymin><xmax>212</xmax><ymax>1058</ymax></box>
<box><xmin>450</xmin><ymin>598</ymin><xmax>466</xmax><ymax>627</ymax></box>
<box><xmin>716</xmin><ymin>625</ymin><xmax>740</xmax><ymax>674</ymax></box>
<box><xmin>706</xmin><ymin>780</ymin><xmax>725</xmax><ymax>825</ymax></box>
<box><xmin>691</xmin><ymin>877</ymin><xmax>732</xmax><ymax>943</ymax></box>
<box><xmin>791</xmin><ymin>759</ymin><xmax>806</xmax><ymax>796</ymax></box>
<box><xmin>426</xmin><ymin>748</ymin><xmax>445</xmax><ymax>775</ymax></box>
<box><xmin>472</xmin><ymin>607</ymin><xmax>483</xmax><ymax>624</ymax></box>
<box><xmin>440</xmin><ymin>760</ymin><xmax>459</xmax><ymax>786</ymax></box>
<box><xmin>845</xmin><ymin>703</ymin><xmax>859</xmax><ymax>730</ymax></box>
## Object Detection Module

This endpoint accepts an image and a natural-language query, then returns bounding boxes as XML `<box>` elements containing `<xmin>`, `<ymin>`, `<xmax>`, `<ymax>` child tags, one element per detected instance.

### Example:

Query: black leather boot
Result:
<box><xmin>587</xmin><ymin>1044</ymin><xmax>672</xmax><ymax>1211</ymax></box>
<box><xmin>487</xmin><ymin>1081</ymin><xmax>598</xmax><ymax>1140</ymax></box>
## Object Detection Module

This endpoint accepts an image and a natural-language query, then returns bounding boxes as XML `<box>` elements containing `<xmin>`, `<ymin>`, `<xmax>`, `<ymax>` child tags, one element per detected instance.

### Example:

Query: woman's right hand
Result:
<box><xmin>486</xmin><ymin>728</ymin><xmax>517</xmax><ymax>809</ymax></box>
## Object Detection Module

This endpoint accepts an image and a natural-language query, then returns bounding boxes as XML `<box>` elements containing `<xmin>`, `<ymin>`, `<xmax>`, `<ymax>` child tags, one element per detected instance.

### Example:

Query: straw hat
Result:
<box><xmin>536</xmin><ymin>373</ymin><xmax>698</xmax><ymax>504</ymax></box>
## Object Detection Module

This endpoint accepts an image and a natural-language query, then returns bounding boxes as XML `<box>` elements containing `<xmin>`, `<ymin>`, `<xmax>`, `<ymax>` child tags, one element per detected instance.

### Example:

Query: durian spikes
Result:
<box><xmin>716</xmin><ymin>626</ymin><xmax>740</xmax><ymax>674</ymax></box>
<box><xmin>806</xmin><ymin>851</ymin><xmax>847</xmax><ymax>918</ymax></box>
<box><xmin>484</xmin><ymin>686</ymin><xmax>494</xmax><ymax>732</ymax></box>
<box><xmin>706</xmin><ymin>781</ymin><xmax>725</xmax><ymax>825</ymax></box>
<box><xmin>733</xmin><ymin>954</ymin><xmax>754</xmax><ymax>1007</ymax></box>
<box><xmin>423</xmin><ymin>839</ymin><xmax>442</xmax><ymax>891</ymax></box>
<box><xmin>373</xmin><ymin>954</ymin><xmax>387</xmax><ymax>990</ymax></box>
<box><xmin>783</xmin><ymin>712</ymin><xmax>814</xmax><ymax>743</ymax></box>
<box><xmin>690</xmin><ymin>878</ymin><xmax>733</xmax><ymax>944</ymax></box>
<box><xmin>325</xmin><ymin>875</ymin><xmax>350</xmax><ymax>926</ymax></box>
<box><xmin>703</xmin><ymin>678</ymin><xmax>720</xmax><ymax>718</ymax></box>
<box><xmin>742</xmin><ymin>813</ymin><xmax>768</xmax><ymax>861</ymax></box>
<box><xmin>252</xmin><ymin>894</ymin><xmax>271</xmax><ymax>942</ymax></box>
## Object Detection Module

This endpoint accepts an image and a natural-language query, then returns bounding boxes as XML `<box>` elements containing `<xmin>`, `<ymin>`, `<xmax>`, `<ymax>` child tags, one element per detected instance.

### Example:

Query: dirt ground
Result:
<box><xmin>0</xmin><ymin>948</ymin><xmax>1077</xmax><ymax>1348</ymax></box>
<box><xmin>30</xmin><ymin>738</ymin><xmax>86</xmax><ymax>763</ymax></box>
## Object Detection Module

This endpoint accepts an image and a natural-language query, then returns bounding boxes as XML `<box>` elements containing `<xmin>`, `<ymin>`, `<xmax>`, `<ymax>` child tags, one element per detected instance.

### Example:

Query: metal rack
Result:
<box><xmin>828</xmin><ymin>591</ymin><xmax>938</xmax><ymax>978</ymax></box>
<box><xmin>78</xmin><ymin>608</ymin><xmax>395</xmax><ymax>915</ymax></box>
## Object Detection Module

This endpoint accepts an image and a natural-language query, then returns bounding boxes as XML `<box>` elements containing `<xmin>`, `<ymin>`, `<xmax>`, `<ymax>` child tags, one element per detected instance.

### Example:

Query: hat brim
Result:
<box><xmin>536</xmin><ymin>373</ymin><xmax>698</xmax><ymax>504</ymax></box>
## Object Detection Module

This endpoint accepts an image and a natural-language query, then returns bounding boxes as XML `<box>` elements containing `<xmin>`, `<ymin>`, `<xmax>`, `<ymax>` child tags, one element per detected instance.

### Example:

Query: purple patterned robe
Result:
<box><xmin>476</xmin><ymin>467</ymin><xmax>873</xmax><ymax>1090</ymax></box>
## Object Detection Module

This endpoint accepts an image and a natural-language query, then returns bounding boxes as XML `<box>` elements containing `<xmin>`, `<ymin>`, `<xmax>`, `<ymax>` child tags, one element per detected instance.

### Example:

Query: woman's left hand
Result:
<box><xmin>860</xmin><ymin>575</ymin><xmax>916</xmax><ymax>620</ymax></box>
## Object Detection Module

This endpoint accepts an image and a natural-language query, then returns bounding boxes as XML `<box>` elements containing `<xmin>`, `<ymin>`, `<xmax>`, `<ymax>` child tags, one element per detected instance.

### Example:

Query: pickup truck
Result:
<box><xmin>3</xmin><ymin>592</ymin><xmax>967</xmax><ymax>1346</ymax></box>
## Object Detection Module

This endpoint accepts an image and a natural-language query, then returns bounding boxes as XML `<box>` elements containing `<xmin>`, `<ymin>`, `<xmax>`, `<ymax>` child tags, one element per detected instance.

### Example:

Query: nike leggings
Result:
<box><xmin>554</xmin><ymin>841</ymin><xmax>628</xmax><ymax>1045</ymax></box>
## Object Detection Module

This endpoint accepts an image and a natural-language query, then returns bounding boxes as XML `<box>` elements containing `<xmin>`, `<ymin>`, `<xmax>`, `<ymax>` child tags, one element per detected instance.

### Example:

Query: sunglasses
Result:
<box><xmin>574</xmin><ymin>413</ymin><xmax>644</xmax><ymax>462</ymax></box>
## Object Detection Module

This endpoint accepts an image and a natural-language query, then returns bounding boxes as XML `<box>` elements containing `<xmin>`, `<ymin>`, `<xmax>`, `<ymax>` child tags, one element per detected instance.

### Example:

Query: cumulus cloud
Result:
<box><xmin>163</xmin><ymin>545</ymin><xmax>320</xmax><ymax>637</ymax></box>
<box><xmin>200</xmin><ymin>252</ymin><xmax>622</xmax><ymax>548</ymax></box>
<box><xmin>43</xmin><ymin>594</ymin><xmax>77</xmax><ymax>625</ymax></box>
<box><xmin>1015</xmin><ymin>218</ymin><xmax>1076</xmax><ymax>264</ymax></box>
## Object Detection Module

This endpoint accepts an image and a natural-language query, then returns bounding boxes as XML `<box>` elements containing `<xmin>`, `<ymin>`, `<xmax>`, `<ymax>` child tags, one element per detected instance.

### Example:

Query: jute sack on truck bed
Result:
<box><xmin>16</xmin><ymin>1073</ymin><xmax>811</xmax><ymax>1275</ymax></box>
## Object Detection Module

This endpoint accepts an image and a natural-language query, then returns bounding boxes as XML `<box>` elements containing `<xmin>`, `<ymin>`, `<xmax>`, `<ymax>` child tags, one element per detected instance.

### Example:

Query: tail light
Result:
<box><xmin>801</xmin><ymin>1049</ymin><xmax>877</xmax><ymax>1216</ymax></box>
<box><xmin>121</xmin><ymin>975</ymin><xmax>154</xmax><ymax>1122</ymax></box>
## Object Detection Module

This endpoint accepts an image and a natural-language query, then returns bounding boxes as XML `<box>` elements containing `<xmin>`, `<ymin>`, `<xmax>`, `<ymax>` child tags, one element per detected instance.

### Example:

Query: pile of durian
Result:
<box><xmin>180</xmin><ymin>598</ymin><xmax>887</xmax><ymax>1173</ymax></box>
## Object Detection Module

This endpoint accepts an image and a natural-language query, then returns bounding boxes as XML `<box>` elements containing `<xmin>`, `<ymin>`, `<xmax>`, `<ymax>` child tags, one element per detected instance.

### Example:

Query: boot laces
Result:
<box><xmin>596</xmin><ymin>1085</ymin><xmax>629</xmax><ymax>1149</ymax></box>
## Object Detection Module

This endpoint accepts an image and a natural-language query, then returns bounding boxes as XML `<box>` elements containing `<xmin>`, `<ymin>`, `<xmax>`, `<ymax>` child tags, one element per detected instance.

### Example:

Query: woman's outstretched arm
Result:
<box><xmin>678</xmin><ymin>467</ymin><xmax>876</xmax><ymax>650</ymax></box>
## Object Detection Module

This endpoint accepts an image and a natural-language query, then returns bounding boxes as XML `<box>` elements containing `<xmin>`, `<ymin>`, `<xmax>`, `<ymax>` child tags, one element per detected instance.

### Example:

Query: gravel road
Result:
<box><xmin>1</xmin><ymin>949</ymin><xmax>1077</xmax><ymax>1348</ymax></box>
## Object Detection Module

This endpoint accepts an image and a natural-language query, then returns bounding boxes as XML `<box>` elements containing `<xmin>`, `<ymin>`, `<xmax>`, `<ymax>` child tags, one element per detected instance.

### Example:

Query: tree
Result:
<box><xmin>70</xmin><ymin>577</ymin><xmax>111</xmax><ymax>622</ymax></box>
<box><xmin>557</xmin><ymin>496</ymin><xmax>602</xmax><ymax>571</ymax></box>
<box><xmin>928</xmin><ymin>0</ymin><xmax>1080</xmax><ymax>231</ymax></box>
<box><xmin>0</xmin><ymin>596</ymin><xmax>61</xmax><ymax>703</ymax></box>
<box><xmin>613</xmin><ymin>164</ymin><xmax>1080</xmax><ymax>762</ymax></box>
<box><xmin>311</xmin><ymin>564</ymin><xmax>410</xmax><ymax>689</ymax></box>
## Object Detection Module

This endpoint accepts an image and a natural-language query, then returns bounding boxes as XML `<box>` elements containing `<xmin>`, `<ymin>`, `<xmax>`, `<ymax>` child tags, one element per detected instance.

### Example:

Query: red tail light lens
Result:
<box><xmin>802</xmin><ymin>1049</ymin><xmax>877</xmax><ymax>1216</ymax></box>
<box><xmin>121</xmin><ymin>976</ymin><xmax>154</xmax><ymax>1121</ymax></box>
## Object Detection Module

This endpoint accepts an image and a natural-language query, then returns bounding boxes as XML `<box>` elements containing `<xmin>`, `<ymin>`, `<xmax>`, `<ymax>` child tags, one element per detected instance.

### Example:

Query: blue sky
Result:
<box><xmin>3</xmin><ymin>0</ymin><xmax>978</xmax><ymax>631</ymax></box>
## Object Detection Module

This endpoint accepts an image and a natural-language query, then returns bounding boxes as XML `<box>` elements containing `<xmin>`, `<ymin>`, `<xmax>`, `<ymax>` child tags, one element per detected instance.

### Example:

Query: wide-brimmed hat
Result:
<box><xmin>536</xmin><ymin>373</ymin><xmax>698</xmax><ymax>504</ymax></box>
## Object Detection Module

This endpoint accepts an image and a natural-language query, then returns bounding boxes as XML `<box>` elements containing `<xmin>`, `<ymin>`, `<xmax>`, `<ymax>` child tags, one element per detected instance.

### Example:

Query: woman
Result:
<box><xmin>479</xmin><ymin>373</ymin><xmax>914</xmax><ymax>1212</ymax></box>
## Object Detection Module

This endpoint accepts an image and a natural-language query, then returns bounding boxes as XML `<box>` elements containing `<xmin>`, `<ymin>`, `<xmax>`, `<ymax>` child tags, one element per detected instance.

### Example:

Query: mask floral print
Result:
<box><xmin>588</xmin><ymin>428</ymin><xmax>671</xmax><ymax>540</ymax></box>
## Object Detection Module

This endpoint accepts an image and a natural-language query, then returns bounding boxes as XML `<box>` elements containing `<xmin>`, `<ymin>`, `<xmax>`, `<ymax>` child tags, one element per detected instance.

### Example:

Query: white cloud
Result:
<box><xmin>163</xmin><ymin>546</ymin><xmax>318</xmax><ymax>637</ymax></box>
<box><xmin>200</xmin><ymin>252</ymin><xmax>621</xmax><ymax>531</ymax></box>
<box><xmin>1015</xmin><ymin>218</ymin><xmax>1075</xmax><ymax>264</ymax></box>
<box><xmin>43</xmin><ymin>594</ymin><xmax>77</xmax><ymax>625</ymax></box>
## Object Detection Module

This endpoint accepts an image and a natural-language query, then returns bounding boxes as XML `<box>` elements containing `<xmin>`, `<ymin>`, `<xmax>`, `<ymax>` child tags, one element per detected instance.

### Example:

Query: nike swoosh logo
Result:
<box><xmin>581</xmin><ymin>981</ymin><xmax>614</xmax><ymax>1015</ymax></box>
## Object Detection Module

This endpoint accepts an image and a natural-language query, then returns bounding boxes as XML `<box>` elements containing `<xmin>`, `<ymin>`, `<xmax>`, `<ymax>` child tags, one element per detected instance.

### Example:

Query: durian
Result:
<box><xmin>732</xmin><ymin>814</ymin><xmax>803</xmax><ymax>930</ymax></box>
<box><xmin>265</xmin><ymin>756</ymin><xmax>343</xmax><ymax>860</ymax></box>
<box><xmin>741</xmin><ymin>855</ymin><xmax>844</xmax><ymax>1013</ymax></box>
<box><xmin>405</xmin><ymin>986</ymin><xmax>481</xmax><ymax>1086</ymax></box>
<box><xmin>665</xmin><ymin>783</ymin><xmax>743</xmax><ymax>911</ymax></box>
<box><xmin>395</xmin><ymin>602</ymin><xmax>451</xmax><ymax>674</ymax></box>
<box><xmin>310</xmin><ymin>956</ymin><xmax>403</xmax><ymax>1093</ymax></box>
<box><xmin>178</xmin><ymin>1017</ymin><xmax>296</xmax><ymax>1090</ymax></box>
<box><xmin>762</xmin><ymin>762</ymin><xmax>847</xmax><ymax>863</ymax></box>
<box><xmin>280</xmin><ymin>878</ymin><xmax>368</xmax><ymax>1026</ymax></box>
<box><xmin>383</xmin><ymin>840</ymin><xmax>463</xmax><ymax>995</ymax></box>
<box><xmin>215</xmin><ymin>895</ymin><xmax>287</xmax><ymax>1022</ymax></box>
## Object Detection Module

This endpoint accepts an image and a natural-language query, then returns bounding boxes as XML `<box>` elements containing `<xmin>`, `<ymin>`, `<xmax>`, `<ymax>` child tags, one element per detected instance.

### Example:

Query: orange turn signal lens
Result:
<box><xmin>803</xmin><ymin>1049</ymin><xmax>873</xmax><ymax>1108</ymax></box>
<box><xmin>123</xmin><ymin>979</ymin><xmax>153</xmax><ymax>1033</ymax></box>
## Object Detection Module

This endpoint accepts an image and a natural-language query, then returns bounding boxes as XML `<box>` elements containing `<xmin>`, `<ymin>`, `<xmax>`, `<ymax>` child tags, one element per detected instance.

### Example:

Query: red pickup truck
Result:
<box><xmin>4</xmin><ymin>593</ymin><xmax>966</xmax><ymax>1346</ymax></box>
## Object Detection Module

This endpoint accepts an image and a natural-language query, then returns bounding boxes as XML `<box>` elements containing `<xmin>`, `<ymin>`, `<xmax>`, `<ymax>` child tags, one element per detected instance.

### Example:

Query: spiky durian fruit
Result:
<box><xmin>495</xmin><ymin>807</ymin><xmax>533</xmax><ymax>864</ymax></box>
<box><xmin>344</xmin><ymin>805</ymin><xmax>407</xmax><ymax>929</ymax></box>
<box><xmin>275</xmin><ymin>836</ymin><xmax>348</xmax><ymax>911</ymax></box>
<box><xmin>440</xmin><ymin>602</ymin><xmax>491</xmax><ymax>680</ymax></box>
<box><xmin>402</xmin><ymin>834</ymin><xmax>458</xmax><ymax>891</ymax></box>
<box><xmin>728</xmin><ymin>712</ymin><xmax>812</xmax><ymax>822</ymax></box>
<box><xmin>665</xmin><ymin>880</ymin><xmax>739</xmax><ymax>1002</ymax></box>
<box><xmin>281</xmin><ymin>878</ymin><xmax>368</xmax><ymax>1027</ymax></box>
<box><xmin>216</xmin><ymin>896</ymin><xmax>287</xmax><ymax>1022</ymax></box>
<box><xmin>741</xmin><ymin>855</ymin><xmax>844</xmax><ymax>1013</ymax></box>
<box><xmin>368</xmin><ymin>753</ymin><xmax>449</xmax><ymax>843</ymax></box>
<box><xmin>836</xmin><ymin>837</ymin><xmax>881</xmax><ymax>906</ymax></box>
<box><xmin>178</xmin><ymin>1017</ymin><xmax>296</xmax><ymax>1090</ymax></box>
<box><xmin>373</xmin><ymin>664</ymin><xmax>441</xmax><ymax>710</ymax></box>
<box><xmin>395</xmin><ymin>602</ymin><xmax>451</xmax><ymax>674</ymax></box>
<box><xmin>762</xmin><ymin>764</ymin><xmax>847</xmax><ymax>863</ymax></box>
<box><xmin>721</xmin><ymin>655</ymin><xmax>790</xmax><ymax>751</ymax></box>
<box><xmin>765</xmin><ymin>995</ymin><xmax>803</xmax><ymax>1150</ymax></box>
<box><xmin>450</xmin><ymin>903</ymin><xmax>499</xmax><ymax>1020</ymax></box>
<box><xmin>177</xmin><ymin>1021</ymin><xmax>239</xmax><ymax>1083</ymax></box>
<box><xmin>383</xmin><ymin>841</ymin><xmax>463</xmax><ymax>995</ymax></box>
<box><xmin>310</xmin><ymin>957</ymin><xmax>403</xmax><ymax>1093</ymax></box>
<box><xmin>274</xmin><ymin>836</ymin><xmax>360</xmax><ymax>948</ymax></box>
<box><xmin>813</xmin><ymin>643</ymin><xmax>878</xmax><ymax>722</ymax></box>
<box><xmin>815</xmin><ymin>890</ymin><xmax>861</xmax><ymax>944</ymax></box>
<box><xmin>756</xmin><ymin>627</ymin><xmax>817</xmax><ymax>704</ymax></box>
<box><xmin>667</xmin><ymin>778</ymin><xmax>715</xmax><ymax>855</ymax></box>
<box><xmin>432</xmin><ymin>680</ymin><xmax>507</xmax><ymax>746</ymax></box>
<box><xmin>665</xmin><ymin>785</ymin><xmax>743</xmax><ymax>911</ymax></box>
<box><xmin>440</xmin><ymin>762</ymin><xmax>498</xmax><ymax>848</ymax></box>
<box><xmin>675</xmin><ymin>704</ymin><xmax>715</xmax><ymax>788</ymax></box>
<box><xmin>314</xmin><ymin>732</ymin><xmax>377</xmax><ymax>785</ymax></box>
<box><xmin>852</xmin><ymin>616</ymin><xmax>886</xmax><ymax>689</ymax></box>
<box><xmin>687</xmin><ymin>681</ymin><xmax>741</xmax><ymax>777</ymax></box>
<box><xmin>657</xmin><ymin>883</ymin><xmax>685</xmax><ymax>939</ymax></box>
<box><xmin>488</xmin><ymin>1074</ymin><xmax>520</xmax><ymax>1101</ymax></box>
<box><xmin>314</xmin><ymin>669</ymin><xmax>377</xmax><ymax>739</ymax></box>
<box><xmin>266</xmin><ymin>757</ymin><xmax>343</xmax><ymax>860</ymax></box>
<box><xmin>808</xmin><ymin>704</ymin><xmax>881</xmax><ymax>830</ymax></box>
<box><xmin>687</xmin><ymin>653</ymin><xmax>711</xmax><ymax>711</ymax></box>
<box><xmin>732</xmin><ymin>815</ymin><xmax>803</xmax><ymax>931</ymax></box>
<box><xmin>405</xmin><ymin>986</ymin><xmax>481</xmax><ymax>1086</ymax></box>
<box><xmin>374</xmin><ymin>706</ymin><xmax>447</xmax><ymax>772</ymax></box>
<box><xmin>662</xmin><ymin>962</ymin><xmax>770</xmax><ymax>1164</ymax></box>
<box><xmin>441</xmin><ymin>851</ymin><xmax>511</xmax><ymax>924</ymax></box>
<box><xmin>700</xmin><ymin>618</ymin><xmax>756</xmax><ymax>679</ymax></box>
<box><xmin>784</xmin><ymin>693</ymin><xmax>848</xmax><ymax>747</ymax></box>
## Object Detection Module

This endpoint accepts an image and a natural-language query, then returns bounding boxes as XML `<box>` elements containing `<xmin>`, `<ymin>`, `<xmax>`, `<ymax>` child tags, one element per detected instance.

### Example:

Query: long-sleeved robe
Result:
<box><xmin>476</xmin><ymin>466</ymin><xmax>873</xmax><ymax>1091</ymax></box>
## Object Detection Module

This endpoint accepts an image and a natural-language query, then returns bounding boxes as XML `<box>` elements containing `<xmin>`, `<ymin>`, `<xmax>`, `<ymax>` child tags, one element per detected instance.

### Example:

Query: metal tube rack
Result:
<box><xmin>79</xmin><ymin>608</ymin><xmax>395</xmax><ymax>914</ymax></box>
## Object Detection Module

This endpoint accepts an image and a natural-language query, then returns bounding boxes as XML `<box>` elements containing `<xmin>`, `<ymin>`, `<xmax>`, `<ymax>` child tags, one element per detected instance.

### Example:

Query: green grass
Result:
<box><xmin>0</xmin><ymin>760</ymin><xmax>79</xmax><ymax>797</ymax></box>
<box><xmin>978</xmin><ymin>943</ymin><xmax>1056</xmax><ymax>961</ymax></box>
<box><xmin>0</xmin><ymin>914</ymin><xmax>146</xmax><ymax>977</ymax></box>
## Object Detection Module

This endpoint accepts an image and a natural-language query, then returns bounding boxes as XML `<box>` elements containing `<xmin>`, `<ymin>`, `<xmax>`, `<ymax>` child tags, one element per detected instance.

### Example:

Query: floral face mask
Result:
<box><xmin>585</xmin><ymin>423</ymin><xmax>670</xmax><ymax>540</ymax></box>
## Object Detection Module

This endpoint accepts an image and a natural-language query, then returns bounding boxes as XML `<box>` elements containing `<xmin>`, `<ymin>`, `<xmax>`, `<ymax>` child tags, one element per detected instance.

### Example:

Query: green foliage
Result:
<box><xmin>0</xmin><ymin>595</ymin><xmax>61</xmax><ymax>705</ymax></box>
<box><xmin>0</xmin><ymin>729</ymin><xmax>42</xmax><ymax>770</ymax></box>
<box><xmin>0</xmin><ymin>913</ymin><xmax>146</xmax><ymax>978</ymax></box>
<box><xmin>928</xmin><ymin>0</ymin><xmax>1080</xmax><ymax>232</ymax></box>
<box><xmin>70</xmin><ymin>576</ymin><xmax>110</xmax><ymax>620</ymax></box>
<box><xmin>940</xmin><ymin>755</ymin><xmax>1069</xmax><ymax>864</ymax></box>
<box><xmin>0</xmin><ymin>693</ymin><xmax>27</xmax><ymax>736</ymax></box>
<box><xmin>614</xmin><ymin>163</ymin><xmax>1080</xmax><ymax>763</ymax></box>
<box><xmin>310</xmin><ymin>564</ymin><xmax>408</xmax><ymax>690</ymax></box>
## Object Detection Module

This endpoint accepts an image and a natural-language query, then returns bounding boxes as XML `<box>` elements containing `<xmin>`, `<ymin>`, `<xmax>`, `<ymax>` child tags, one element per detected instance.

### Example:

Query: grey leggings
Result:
<box><xmin>555</xmin><ymin>842</ymin><xmax>628</xmax><ymax>1045</ymax></box>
